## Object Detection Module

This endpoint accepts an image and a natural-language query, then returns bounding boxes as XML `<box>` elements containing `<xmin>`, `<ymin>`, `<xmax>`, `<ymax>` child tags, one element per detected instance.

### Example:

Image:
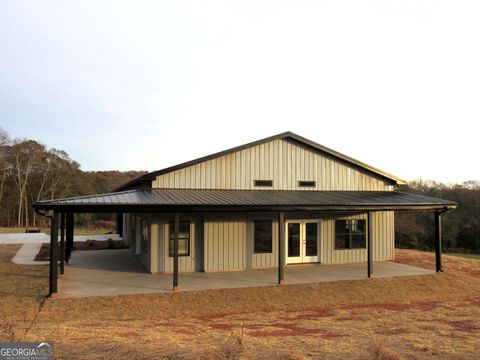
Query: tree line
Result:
<box><xmin>395</xmin><ymin>179</ymin><xmax>480</xmax><ymax>253</ymax></box>
<box><xmin>0</xmin><ymin>127</ymin><xmax>146</xmax><ymax>228</ymax></box>
<box><xmin>1</xmin><ymin>127</ymin><xmax>478</xmax><ymax>253</ymax></box>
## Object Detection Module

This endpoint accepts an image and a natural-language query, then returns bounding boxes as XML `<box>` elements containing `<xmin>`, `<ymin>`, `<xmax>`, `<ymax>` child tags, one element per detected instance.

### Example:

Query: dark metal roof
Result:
<box><xmin>34</xmin><ymin>189</ymin><xmax>457</xmax><ymax>213</ymax></box>
<box><xmin>117</xmin><ymin>132</ymin><xmax>407</xmax><ymax>191</ymax></box>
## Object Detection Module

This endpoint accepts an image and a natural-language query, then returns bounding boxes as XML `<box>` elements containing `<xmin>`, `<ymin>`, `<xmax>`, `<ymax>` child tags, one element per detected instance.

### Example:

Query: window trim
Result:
<box><xmin>168</xmin><ymin>220</ymin><xmax>191</xmax><ymax>257</ymax></box>
<box><xmin>254</xmin><ymin>219</ymin><xmax>273</xmax><ymax>254</ymax></box>
<box><xmin>254</xmin><ymin>180</ymin><xmax>273</xmax><ymax>187</ymax></box>
<box><xmin>298</xmin><ymin>180</ymin><xmax>316</xmax><ymax>188</ymax></box>
<box><xmin>334</xmin><ymin>219</ymin><xmax>367</xmax><ymax>250</ymax></box>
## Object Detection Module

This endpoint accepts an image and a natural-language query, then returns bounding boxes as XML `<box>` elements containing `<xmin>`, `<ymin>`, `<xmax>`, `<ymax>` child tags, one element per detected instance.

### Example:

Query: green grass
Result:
<box><xmin>445</xmin><ymin>252</ymin><xmax>480</xmax><ymax>260</ymax></box>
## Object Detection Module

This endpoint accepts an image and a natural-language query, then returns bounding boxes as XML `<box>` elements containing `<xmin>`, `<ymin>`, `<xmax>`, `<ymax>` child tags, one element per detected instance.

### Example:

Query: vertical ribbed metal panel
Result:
<box><xmin>150</xmin><ymin>222</ymin><xmax>159</xmax><ymax>273</ymax></box>
<box><xmin>154</xmin><ymin>139</ymin><xmax>389</xmax><ymax>190</ymax></box>
<box><xmin>371</xmin><ymin>211</ymin><xmax>395</xmax><ymax>261</ymax></box>
<box><xmin>160</xmin><ymin>219</ymin><xmax>196</xmax><ymax>273</ymax></box>
<box><xmin>123</xmin><ymin>213</ymin><xmax>130</xmax><ymax>243</ymax></box>
<box><xmin>321</xmin><ymin>212</ymin><xmax>395</xmax><ymax>264</ymax></box>
<box><xmin>245</xmin><ymin>214</ymin><xmax>279</xmax><ymax>269</ymax></box>
<box><xmin>156</xmin><ymin>220</ymin><xmax>164</xmax><ymax>273</ymax></box>
<box><xmin>149</xmin><ymin>211</ymin><xmax>394</xmax><ymax>272</ymax></box>
<box><xmin>204</xmin><ymin>214</ymin><xmax>246</xmax><ymax>271</ymax></box>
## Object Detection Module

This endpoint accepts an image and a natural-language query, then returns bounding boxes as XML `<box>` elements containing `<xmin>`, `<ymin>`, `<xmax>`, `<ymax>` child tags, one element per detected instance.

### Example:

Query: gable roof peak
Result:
<box><xmin>116</xmin><ymin>131</ymin><xmax>406</xmax><ymax>191</ymax></box>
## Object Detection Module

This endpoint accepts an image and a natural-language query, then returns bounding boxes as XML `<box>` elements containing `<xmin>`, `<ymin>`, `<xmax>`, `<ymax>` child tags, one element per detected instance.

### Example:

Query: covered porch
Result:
<box><xmin>32</xmin><ymin>188</ymin><xmax>458</xmax><ymax>296</ymax></box>
<box><xmin>57</xmin><ymin>248</ymin><xmax>433</xmax><ymax>298</ymax></box>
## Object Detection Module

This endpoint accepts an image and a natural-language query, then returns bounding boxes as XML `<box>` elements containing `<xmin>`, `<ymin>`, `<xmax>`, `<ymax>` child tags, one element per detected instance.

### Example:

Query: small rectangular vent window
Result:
<box><xmin>254</xmin><ymin>180</ymin><xmax>273</xmax><ymax>187</ymax></box>
<box><xmin>298</xmin><ymin>181</ymin><xmax>316</xmax><ymax>187</ymax></box>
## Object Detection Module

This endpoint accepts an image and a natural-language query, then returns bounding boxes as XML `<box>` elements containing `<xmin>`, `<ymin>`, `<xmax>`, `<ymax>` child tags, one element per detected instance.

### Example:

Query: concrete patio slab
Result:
<box><xmin>0</xmin><ymin>233</ymin><xmax>121</xmax><ymax>245</ymax></box>
<box><xmin>0</xmin><ymin>233</ymin><xmax>51</xmax><ymax>244</ymax></box>
<box><xmin>57</xmin><ymin>249</ymin><xmax>434</xmax><ymax>298</ymax></box>
<box><xmin>3</xmin><ymin>233</ymin><xmax>122</xmax><ymax>265</ymax></box>
<box><xmin>12</xmin><ymin>243</ymin><xmax>48</xmax><ymax>265</ymax></box>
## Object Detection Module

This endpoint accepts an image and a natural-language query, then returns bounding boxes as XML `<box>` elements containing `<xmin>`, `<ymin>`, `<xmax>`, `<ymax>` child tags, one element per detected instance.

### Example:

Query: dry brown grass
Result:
<box><xmin>1</xmin><ymin>246</ymin><xmax>479</xmax><ymax>359</ymax></box>
<box><xmin>0</xmin><ymin>245</ymin><xmax>48</xmax><ymax>342</ymax></box>
<box><xmin>366</xmin><ymin>341</ymin><xmax>406</xmax><ymax>360</ymax></box>
<box><xmin>72</xmin><ymin>226</ymin><xmax>115</xmax><ymax>235</ymax></box>
<box><xmin>0</xmin><ymin>226</ymin><xmax>114</xmax><ymax>235</ymax></box>
<box><xmin>0</xmin><ymin>227</ymin><xmax>43</xmax><ymax>234</ymax></box>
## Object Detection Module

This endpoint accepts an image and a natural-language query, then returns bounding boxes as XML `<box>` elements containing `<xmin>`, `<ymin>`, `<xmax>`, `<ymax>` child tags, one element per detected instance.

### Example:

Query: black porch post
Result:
<box><xmin>116</xmin><ymin>212</ymin><xmax>123</xmax><ymax>237</ymax></box>
<box><xmin>367</xmin><ymin>211</ymin><xmax>373</xmax><ymax>278</ymax></box>
<box><xmin>278</xmin><ymin>211</ymin><xmax>285</xmax><ymax>285</ymax></box>
<box><xmin>65</xmin><ymin>212</ymin><xmax>74</xmax><ymax>263</ymax></box>
<box><xmin>435</xmin><ymin>211</ymin><xmax>443</xmax><ymax>273</ymax></box>
<box><xmin>60</xmin><ymin>212</ymin><xmax>65</xmax><ymax>275</ymax></box>
<box><xmin>173</xmin><ymin>212</ymin><xmax>179</xmax><ymax>291</ymax></box>
<box><xmin>49</xmin><ymin>212</ymin><xmax>60</xmax><ymax>296</ymax></box>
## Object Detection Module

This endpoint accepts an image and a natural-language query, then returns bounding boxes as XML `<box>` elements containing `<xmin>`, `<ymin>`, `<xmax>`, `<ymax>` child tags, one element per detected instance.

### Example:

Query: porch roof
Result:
<box><xmin>33</xmin><ymin>189</ymin><xmax>458</xmax><ymax>213</ymax></box>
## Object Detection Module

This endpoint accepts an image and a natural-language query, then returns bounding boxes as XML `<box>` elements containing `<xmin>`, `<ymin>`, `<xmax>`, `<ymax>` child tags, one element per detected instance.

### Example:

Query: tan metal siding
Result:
<box><xmin>148</xmin><ymin>211</ymin><xmax>394</xmax><ymax>272</ymax></box>
<box><xmin>245</xmin><ymin>214</ymin><xmax>279</xmax><ymax>269</ymax></box>
<box><xmin>154</xmin><ymin>139</ymin><xmax>390</xmax><ymax>190</ymax></box>
<box><xmin>371</xmin><ymin>211</ymin><xmax>395</xmax><ymax>261</ymax></box>
<box><xmin>161</xmin><ymin>220</ymin><xmax>196</xmax><ymax>273</ymax></box>
<box><xmin>150</xmin><ymin>222</ymin><xmax>159</xmax><ymax>273</ymax></box>
<box><xmin>204</xmin><ymin>214</ymin><xmax>246</xmax><ymax>271</ymax></box>
<box><xmin>321</xmin><ymin>213</ymin><xmax>366</xmax><ymax>264</ymax></box>
<box><xmin>321</xmin><ymin>212</ymin><xmax>395</xmax><ymax>264</ymax></box>
<box><xmin>156</xmin><ymin>220</ymin><xmax>165</xmax><ymax>273</ymax></box>
<box><xmin>123</xmin><ymin>213</ymin><xmax>130</xmax><ymax>244</ymax></box>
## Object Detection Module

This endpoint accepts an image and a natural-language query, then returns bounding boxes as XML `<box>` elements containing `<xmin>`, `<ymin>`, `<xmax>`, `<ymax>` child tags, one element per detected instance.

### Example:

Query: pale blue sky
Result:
<box><xmin>1</xmin><ymin>1</ymin><xmax>479</xmax><ymax>183</ymax></box>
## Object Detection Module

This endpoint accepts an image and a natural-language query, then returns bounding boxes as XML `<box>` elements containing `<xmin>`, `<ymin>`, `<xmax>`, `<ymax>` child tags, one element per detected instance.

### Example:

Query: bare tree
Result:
<box><xmin>0</xmin><ymin>127</ymin><xmax>11</xmax><ymax>207</ymax></box>
<box><xmin>8</xmin><ymin>140</ymin><xmax>45</xmax><ymax>227</ymax></box>
<box><xmin>29</xmin><ymin>149</ymin><xmax>80</xmax><ymax>227</ymax></box>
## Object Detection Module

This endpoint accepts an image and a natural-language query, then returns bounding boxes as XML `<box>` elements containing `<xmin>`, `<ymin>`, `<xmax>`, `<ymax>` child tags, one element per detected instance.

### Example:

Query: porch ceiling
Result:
<box><xmin>33</xmin><ymin>188</ymin><xmax>458</xmax><ymax>213</ymax></box>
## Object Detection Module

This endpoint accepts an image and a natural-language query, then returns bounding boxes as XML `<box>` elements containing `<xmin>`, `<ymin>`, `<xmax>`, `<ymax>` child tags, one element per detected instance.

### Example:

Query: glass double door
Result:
<box><xmin>286</xmin><ymin>220</ymin><xmax>320</xmax><ymax>264</ymax></box>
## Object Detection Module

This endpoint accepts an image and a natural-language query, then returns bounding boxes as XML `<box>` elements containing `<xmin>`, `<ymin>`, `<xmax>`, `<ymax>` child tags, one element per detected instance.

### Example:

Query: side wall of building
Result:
<box><xmin>123</xmin><ymin>213</ymin><xmax>152</xmax><ymax>272</ymax></box>
<box><xmin>148</xmin><ymin>213</ymin><xmax>202</xmax><ymax>273</ymax></box>
<box><xmin>124</xmin><ymin>211</ymin><xmax>394</xmax><ymax>273</ymax></box>
<box><xmin>203</xmin><ymin>213</ymin><xmax>250</xmax><ymax>271</ymax></box>
<box><xmin>199</xmin><ymin>211</ymin><xmax>394</xmax><ymax>272</ymax></box>
<box><xmin>320</xmin><ymin>211</ymin><xmax>395</xmax><ymax>264</ymax></box>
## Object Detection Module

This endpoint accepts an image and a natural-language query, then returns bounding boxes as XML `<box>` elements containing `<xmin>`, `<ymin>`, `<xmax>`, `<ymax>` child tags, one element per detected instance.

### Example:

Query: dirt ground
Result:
<box><xmin>1</xmin><ymin>246</ymin><xmax>479</xmax><ymax>359</ymax></box>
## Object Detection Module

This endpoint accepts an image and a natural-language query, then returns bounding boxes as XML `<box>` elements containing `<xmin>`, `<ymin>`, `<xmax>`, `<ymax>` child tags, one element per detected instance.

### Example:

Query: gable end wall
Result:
<box><xmin>152</xmin><ymin>139</ymin><xmax>391</xmax><ymax>191</ymax></box>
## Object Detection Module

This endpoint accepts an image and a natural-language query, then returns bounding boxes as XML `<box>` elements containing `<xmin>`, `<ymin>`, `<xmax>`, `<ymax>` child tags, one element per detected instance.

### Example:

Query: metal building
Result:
<box><xmin>34</xmin><ymin>132</ymin><xmax>457</xmax><ymax>294</ymax></box>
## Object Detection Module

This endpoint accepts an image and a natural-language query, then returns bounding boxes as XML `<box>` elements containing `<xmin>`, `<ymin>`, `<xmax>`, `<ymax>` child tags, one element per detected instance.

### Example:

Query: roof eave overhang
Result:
<box><xmin>32</xmin><ymin>203</ymin><xmax>457</xmax><ymax>213</ymax></box>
